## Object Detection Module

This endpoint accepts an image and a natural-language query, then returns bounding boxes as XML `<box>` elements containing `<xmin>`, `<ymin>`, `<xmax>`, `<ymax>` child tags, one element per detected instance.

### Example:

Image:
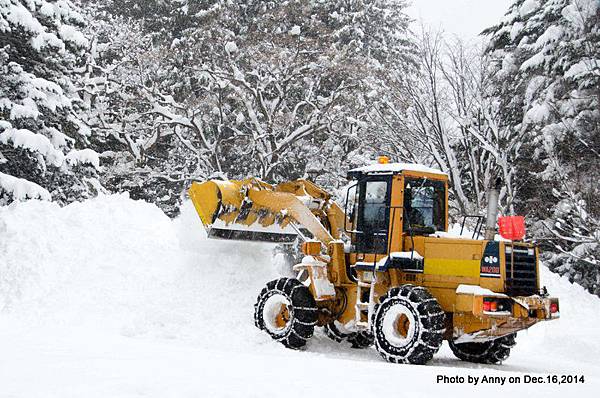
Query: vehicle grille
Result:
<box><xmin>505</xmin><ymin>245</ymin><xmax>538</xmax><ymax>296</ymax></box>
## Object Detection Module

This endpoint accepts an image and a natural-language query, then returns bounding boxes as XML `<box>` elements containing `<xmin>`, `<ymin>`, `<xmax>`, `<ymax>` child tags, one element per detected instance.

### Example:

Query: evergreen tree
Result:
<box><xmin>484</xmin><ymin>0</ymin><xmax>599</xmax><ymax>294</ymax></box>
<box><xmin>0</xmin><ymin>0</ymin><xmax>101</xmax><ymax>205</ymax></box>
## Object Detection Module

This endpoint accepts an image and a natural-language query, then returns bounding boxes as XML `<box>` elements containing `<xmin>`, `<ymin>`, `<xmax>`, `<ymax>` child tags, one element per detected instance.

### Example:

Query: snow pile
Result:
<box><xmin>2</xmin><ymin>194</ymin><xmax>598</xmax><ymax>357</ymax></box>
<box><xmin>0</xmin><ymin>195</ymin><xmax>278</xmax><ymax>349</ymax></box>
<box><xmin>519</xmin><ymin>266</ymin><xmax>600</xmax><ymax>364</ymax></box>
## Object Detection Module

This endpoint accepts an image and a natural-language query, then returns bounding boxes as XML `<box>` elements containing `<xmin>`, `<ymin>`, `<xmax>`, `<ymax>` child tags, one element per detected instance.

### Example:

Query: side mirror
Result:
<box><xmin>344</xmin><ymin>183</ymin><xmax>358</xmax><ymax>232</ymax></box>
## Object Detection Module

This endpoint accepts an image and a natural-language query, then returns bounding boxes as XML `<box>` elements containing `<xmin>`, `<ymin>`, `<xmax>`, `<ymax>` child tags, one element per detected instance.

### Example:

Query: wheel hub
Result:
<box><xmin>263</xmin><ymin>293</ymin><xmax>293</xmax><ymax>333</ymax></box>
<box><xmin>382</xmin><ymin>303</ymin><xmax>417</xmax><ymax>347</ymax></box>
<box><xmin>395</xmin><ymin>313</ymin><xmax>410</xmax><ymax>338</ymax></box>
<box><xmin>275</xmin><ymin>304</ymin><xmax>290</xmax><ymax>328</ymax></box>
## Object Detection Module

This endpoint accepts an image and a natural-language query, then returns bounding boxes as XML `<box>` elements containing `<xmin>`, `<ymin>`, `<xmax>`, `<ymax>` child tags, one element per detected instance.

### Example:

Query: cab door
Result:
<box><xmin>353</xmin><ymin>176</ymin><xmax>391</xmax><ymax>254</ymax></box>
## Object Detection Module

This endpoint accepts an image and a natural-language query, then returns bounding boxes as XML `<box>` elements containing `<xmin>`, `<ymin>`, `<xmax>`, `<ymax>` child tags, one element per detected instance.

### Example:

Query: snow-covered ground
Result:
<box><xmin>1</xmin><ymin>195</ymin><xmax>598</xmax><ymax>397</ymax></box>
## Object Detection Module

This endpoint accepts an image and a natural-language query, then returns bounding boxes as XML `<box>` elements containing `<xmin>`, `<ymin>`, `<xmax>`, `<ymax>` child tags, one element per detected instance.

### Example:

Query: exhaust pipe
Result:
<box><xmin>484</xmin><ymin>178</ymin><xmax>502</xmax><ymax>240</ymax></box>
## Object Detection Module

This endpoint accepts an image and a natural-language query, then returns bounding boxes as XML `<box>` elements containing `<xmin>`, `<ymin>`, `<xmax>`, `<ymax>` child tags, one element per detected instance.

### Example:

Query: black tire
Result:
<box><xmin>371</xmin><ymin>285</ymin><xmax>445</xmax><ymax>364</ymax></box>
<box><xmin>449</xmin><ymin>333</ymin><xmax>516</xmax><ymax>364</ymax></box>
<box><xmin>323</xmin><ymin>321</ymin><xmax>374</xmax><ymax>349</ymax></box>
<box><xmin>254</xmin><ymin>277</ymin><xmax>317</xmax><ymax>349</ymax></box>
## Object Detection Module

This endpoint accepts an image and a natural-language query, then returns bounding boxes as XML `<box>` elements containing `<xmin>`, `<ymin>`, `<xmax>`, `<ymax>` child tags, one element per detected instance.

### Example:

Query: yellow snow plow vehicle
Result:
<box><xmin>188</xmin><ymin>157</ymin><xmax>560</xmax><ymax>365</ymax></box>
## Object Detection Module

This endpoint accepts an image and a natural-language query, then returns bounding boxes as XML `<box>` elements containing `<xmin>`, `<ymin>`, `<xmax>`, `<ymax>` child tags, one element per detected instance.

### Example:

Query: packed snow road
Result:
<box><xmin>1</xmin><ymin>195</ymin><xmax>598</xmax><ymax>397</ymax></box>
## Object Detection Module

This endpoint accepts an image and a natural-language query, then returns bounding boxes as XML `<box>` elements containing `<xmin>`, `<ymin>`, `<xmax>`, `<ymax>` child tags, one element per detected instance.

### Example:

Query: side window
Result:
<box><xmin>403</xmin><ymin>178</ymin><xmax>446</xmax><ymax>232</ymax></box>
<box><xmin>411</xmin><ymin>185</ymin><xmax>434</xmax><ymax>226</ymax></box>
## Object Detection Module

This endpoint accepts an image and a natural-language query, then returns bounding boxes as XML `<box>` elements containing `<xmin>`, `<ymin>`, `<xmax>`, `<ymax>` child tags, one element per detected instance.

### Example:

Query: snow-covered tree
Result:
<box><xmin>0</xmin><ymin>0</ymin><xmax>102</xmax><ymax>205</ymax></box>
<box><xmin>365</xmin><ymin>29</ymin><xmax>522</xmax><ymax>222</ymax></box>
<box><xmin>484</xmin><ymin>0</ymin><xmax>600</xmax><ymax>294</ymax></box>
<box><xmin>78</xmin><ymin>0</ymin><xmax>415</xmax><ymax>214</ymax></box>
<box><xmin>370</xmin><ymin>31</ymin><xmax>473</xmax><ymax>216</ymax></box>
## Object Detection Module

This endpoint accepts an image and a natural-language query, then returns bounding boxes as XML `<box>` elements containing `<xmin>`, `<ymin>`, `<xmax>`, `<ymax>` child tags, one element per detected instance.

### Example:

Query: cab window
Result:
<box><xmin>403</xmin><ymin>178</ymin><xmax>445</xmax><ymax>233</ymax></box>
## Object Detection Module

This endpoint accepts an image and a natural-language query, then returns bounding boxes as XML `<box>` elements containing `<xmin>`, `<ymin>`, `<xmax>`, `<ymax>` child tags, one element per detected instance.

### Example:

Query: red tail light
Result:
<box><xmin>550</xmin><ymin>303</ymin><xmax>559</xmax><ymax>313</ymax></box>
<box><xmin>483</xmin><ymin>300</ymin><xmax>491</xmax><ymax>312</ymax></box>
<box><xmin>483</xmin><ymin>298</ymin><xmax>512</xmax><ymax>314</ymax></box>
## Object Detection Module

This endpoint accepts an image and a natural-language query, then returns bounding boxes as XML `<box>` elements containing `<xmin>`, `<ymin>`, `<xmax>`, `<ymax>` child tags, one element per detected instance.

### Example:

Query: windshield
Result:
<box><xmin>403</xmin><ymin>178</ymin><xmax>446</xmax><ymax>232</ymax></box>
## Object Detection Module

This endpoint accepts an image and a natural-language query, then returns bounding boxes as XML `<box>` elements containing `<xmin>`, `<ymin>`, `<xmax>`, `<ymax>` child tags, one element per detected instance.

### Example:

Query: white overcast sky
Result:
<box><xmin>405</xmin><ymin>0</ymin><xmax>513</xmax><ymax>39</ymax></box>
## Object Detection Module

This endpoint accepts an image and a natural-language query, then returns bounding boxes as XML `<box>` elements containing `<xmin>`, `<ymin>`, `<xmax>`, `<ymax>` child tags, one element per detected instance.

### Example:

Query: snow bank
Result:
<box><xmin>0</xmin><ymin>195</ymin><xmax>279</xmax><ymax>349</ymax></box>
<box><xmin>517</xmin><ymin>266</ymin><xmax>600</xmax><ymax>364</ymax></box>
<box><xmin>2</xmin><ymin>195</ymin><xmax>598</xmax><ymax>354</ymax></box>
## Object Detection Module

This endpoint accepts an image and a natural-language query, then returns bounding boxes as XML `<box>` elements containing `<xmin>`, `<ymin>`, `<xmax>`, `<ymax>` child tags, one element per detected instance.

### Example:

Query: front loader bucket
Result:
<box><xmin>188</xmin><ymin>179</ymin><xmax>296</xmax><ymax>243</ymax></box>
<box><xmin>188</xmin><ymin>179</ymin><xmax>335</xmax><ymax>244</ymax></box>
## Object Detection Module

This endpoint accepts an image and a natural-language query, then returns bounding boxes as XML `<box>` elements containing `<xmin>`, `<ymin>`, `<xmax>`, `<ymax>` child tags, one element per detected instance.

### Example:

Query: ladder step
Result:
<box><xmin>358</xmin><ymin>272</ymin><xmax>375</xmax><ymax>282</ymax></box>
<box><xmin>356</xmin><ymin>302</ymin><xmax>369</xmax><ymax>309</ymax></box>
<box><xmin>357</xmin><ymin>282</ymin><xmax>371</xmax><ymax>288</ymax></box>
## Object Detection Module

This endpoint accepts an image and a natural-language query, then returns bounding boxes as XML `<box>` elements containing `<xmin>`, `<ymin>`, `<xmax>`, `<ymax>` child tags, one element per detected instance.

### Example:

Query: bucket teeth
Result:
<box><xmin>235</xmin><ymin>200</ymin><xmax>254</xmax><ymax>223</ymax></box>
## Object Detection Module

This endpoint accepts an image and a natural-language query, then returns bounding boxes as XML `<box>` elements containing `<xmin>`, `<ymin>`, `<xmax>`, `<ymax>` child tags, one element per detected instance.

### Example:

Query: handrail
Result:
<box><xmin>460</xmin><ymin>214</ymin><xmax>485</xmax><ymax>239</ymax></box>
<box><xmin>402</xmin><ymin>206</ymin><xmax>416</xmax><ymax>260</ymax></box>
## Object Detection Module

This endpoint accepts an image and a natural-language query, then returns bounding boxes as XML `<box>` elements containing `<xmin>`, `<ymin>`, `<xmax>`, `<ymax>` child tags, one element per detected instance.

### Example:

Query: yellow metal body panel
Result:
<box><xmin>424</xmin><ymin>259</ymin><xmax>480</xmax><ymax>277</ymax></box>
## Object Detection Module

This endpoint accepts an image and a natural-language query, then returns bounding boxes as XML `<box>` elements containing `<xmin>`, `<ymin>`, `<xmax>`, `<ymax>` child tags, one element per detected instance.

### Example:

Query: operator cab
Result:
<box><xmin>345</xmin><ymin>157</ymin><xmax>448</xmax><ymax>254</ymax></box>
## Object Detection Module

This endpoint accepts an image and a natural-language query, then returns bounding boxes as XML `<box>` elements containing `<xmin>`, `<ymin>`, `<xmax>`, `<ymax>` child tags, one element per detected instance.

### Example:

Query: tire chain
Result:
<box><xmin>371</xmin><ymin>284</ymin><xmax>445</xmax><ymax>364</ymax></box>
<box><xmin>449</xmin><ymin>333</ymin><xmax>517</xmax><ymax>364</ymax></box>
<box><xmin>254</xmin><ymin>277</ymin><xmax>317</xmax><ymax>349</ymax></box>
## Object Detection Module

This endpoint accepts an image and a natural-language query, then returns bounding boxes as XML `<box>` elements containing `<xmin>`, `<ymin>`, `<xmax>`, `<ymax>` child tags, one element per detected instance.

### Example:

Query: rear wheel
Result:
<box><xmin>323</xmin><ymin>321</ymin><xmax>374</xmax><ymax>348</ymax></box>
<box><xmin>254</xmin><ymin>278</ymin><xmax>317</xmax><ymax>349</ymax></box>
<box><xmin>371</xmin><ymin>285</ymin><xmax>445</xmax><ymax>364</ymax></box>
<box><xmin>449</xmin><ymin>334</ymin><xmax>516</xmax><ymax>364</ymax></box>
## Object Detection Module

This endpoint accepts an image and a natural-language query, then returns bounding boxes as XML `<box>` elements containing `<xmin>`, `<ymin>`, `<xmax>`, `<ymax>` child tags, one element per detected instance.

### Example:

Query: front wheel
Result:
<box><xmin>449</xmin><ymin>334</ymin><xmax>516</xmax><ymax>364</ymax></box>
<box><xmin>254</xmin><ymin>278</ymin><xmax>317</xmax><ymax>349</ymax></box>
<box><xmin>371</xmin><ymin>285</ymin><xmax>445</xmax><ymax>364</ymax></box>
